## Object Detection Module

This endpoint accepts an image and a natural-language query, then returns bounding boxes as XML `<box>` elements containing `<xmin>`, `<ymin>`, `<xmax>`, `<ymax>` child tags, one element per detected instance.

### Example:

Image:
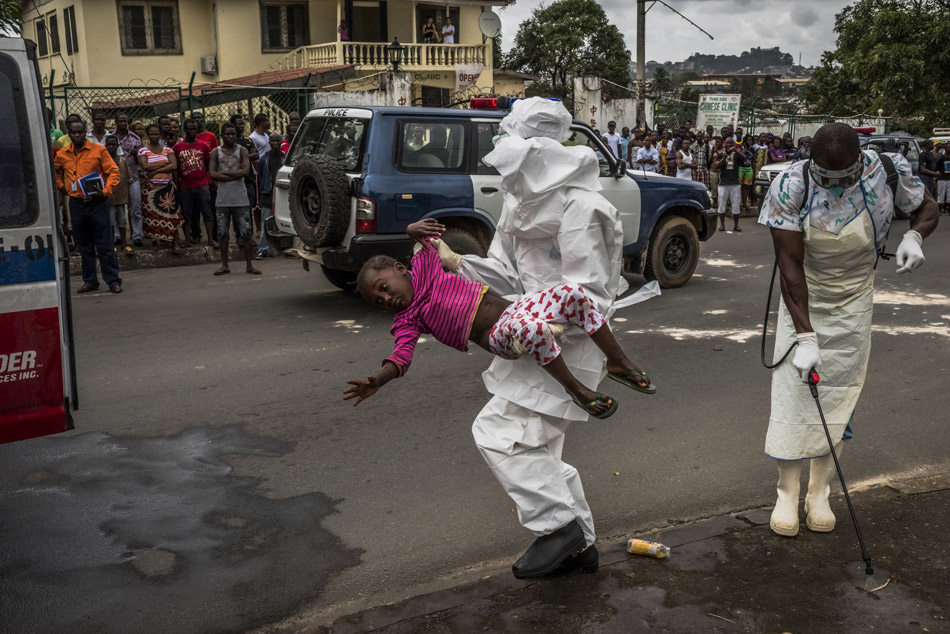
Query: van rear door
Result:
<box><xmin>0</xmin><ymin>38</ymin><xmax>78</xmax><ymax>444</ymax></box>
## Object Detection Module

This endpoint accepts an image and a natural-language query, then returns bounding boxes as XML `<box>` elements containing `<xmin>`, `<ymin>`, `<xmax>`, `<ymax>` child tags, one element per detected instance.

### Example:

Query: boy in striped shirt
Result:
<box><xmin>344</xmin><ymin>220</ymin><xmax>652</xmax><ymax>418</ymax></box>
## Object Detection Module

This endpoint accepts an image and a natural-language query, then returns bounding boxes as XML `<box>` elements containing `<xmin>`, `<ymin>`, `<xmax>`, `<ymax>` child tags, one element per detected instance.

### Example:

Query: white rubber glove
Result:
<box><xmin>792</xmin><ymin>333</ymin><xmax>821</xmax><ymax>383</ymax></box>
<box><xmin>895</xmin><ymin>230</ymin><xmax>924</xmax><ymax>274</ymax></box>
<box><xmin>429</xmin><ymin>238</ymin><xmax>463</xmax><ymax>272</ymax></box>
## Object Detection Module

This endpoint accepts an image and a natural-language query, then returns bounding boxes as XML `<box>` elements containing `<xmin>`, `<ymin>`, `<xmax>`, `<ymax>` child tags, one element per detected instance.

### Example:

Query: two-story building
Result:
<box><xmin>20</xmin><ymin>0</ymin><xmax>510</xmax><ymax>110</ymax></box>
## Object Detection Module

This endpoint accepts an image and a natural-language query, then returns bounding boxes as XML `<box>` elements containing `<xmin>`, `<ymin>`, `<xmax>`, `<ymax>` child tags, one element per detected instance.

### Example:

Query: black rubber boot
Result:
<box><xmin>511</xmin><ymin>519</ymin><xmax>586</xmax><ymax>579</ymax></box>
<box><xmin>553</xmin><ymin>544</ymin><xmax>599</xmax><ymax>574</ymax></box>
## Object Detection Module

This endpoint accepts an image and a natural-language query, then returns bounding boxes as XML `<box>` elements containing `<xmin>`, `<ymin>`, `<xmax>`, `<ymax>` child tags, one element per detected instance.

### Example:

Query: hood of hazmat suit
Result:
<box><xmin>457</xmin><ymin>97</ymin><xmax>642</xmax><ymax>421</ymax></box>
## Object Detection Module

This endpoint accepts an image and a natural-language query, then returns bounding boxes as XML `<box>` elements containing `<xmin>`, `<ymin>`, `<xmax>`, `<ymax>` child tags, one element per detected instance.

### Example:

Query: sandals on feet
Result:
<box><xmin>246</xmin><ymin>267</ymin><xmax>261</xmax><ymax>275</ymax></box>
<box><xmin>213</xmin><ymin>267</ymin><xmax>230</xmax><ymax>276</ymax></box>
<box><xmin>608</xmin><ymin>370</ymin><xmax>657</xmax><ymax>395</ymax></box>
<box><xmin>572</xmin><ymin>393</ymin><xmax>618</xmax><ymax>419</ymax></box>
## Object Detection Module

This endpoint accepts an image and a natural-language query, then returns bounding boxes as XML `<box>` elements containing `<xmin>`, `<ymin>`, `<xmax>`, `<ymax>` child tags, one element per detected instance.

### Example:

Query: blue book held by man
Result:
<box><xmin>77</xmin><ymin>171</ymin><xmax>104</xmax><ymax>196</ymax></box>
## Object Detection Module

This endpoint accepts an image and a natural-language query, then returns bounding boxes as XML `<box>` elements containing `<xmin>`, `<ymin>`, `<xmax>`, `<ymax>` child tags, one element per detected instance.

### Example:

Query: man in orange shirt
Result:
<box><xmin>54</xmin><ymin>120</ymin><xmax>123</xmax><ymax>293</ymax></box>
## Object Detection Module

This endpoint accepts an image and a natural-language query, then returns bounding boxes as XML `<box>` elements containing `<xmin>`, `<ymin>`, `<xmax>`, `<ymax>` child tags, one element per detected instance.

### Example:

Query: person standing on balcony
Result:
<box><xmin>441</xmin><ymin>17</ymin><xmax>455</xmax><ymax>44</ymax></box>
<box><xmin>338</xmin><ymin>19</ymin><xmax>349</xmax><ymax>41</ymax></box>
<box><xmin>422</xmin><ymin>16</ymin><xmax>440</xmax><ymax>43</ymax></box>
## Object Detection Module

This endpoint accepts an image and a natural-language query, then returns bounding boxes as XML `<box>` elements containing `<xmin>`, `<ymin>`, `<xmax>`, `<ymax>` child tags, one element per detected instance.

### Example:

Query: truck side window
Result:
<box><xmin>474</xmin><ymin>123</ymin><xmax>499</xmax><ymax>175</ymax></box>
<box><xmin>563</xmin><ymin>128</ymin><xmax>612</xmax><ymax>177</ymax></box>
<box><xmin>398</xmin><ymin>121</ymin><xmax>467</xmax><ymax>172</ymax></box>
<box><xmin>0</xmin><ymin>55</ymin><xmax>37</xmax><ymax>228</ymax></box>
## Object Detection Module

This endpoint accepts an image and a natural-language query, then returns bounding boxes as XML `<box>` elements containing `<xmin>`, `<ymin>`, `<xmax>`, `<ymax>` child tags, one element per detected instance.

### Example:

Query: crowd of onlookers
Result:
<box><xmin>49</xmin><ymin>108</ymin><xmax>301</xmax><ymax>293</ymax></box>
<box><xmin>599</xmin><ymin>119</ymin><xmax>950</xmax><ymax>230</ymax></box>
<box><xmin>598</xmin><ymin>120</ymin><xmax>811</xmax><ymax>230</ymax></box>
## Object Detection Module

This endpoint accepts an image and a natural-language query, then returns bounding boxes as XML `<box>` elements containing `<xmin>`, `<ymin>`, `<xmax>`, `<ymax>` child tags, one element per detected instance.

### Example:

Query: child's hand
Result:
<box><xmin>407</xmin><ymin>218</ymin><xmax>445</xmax><ymax>248</ymax></box>
<box><xmin>343</xmin><ymin>376</ymin><xmax>381</xmax><ymax>406</ymax></box>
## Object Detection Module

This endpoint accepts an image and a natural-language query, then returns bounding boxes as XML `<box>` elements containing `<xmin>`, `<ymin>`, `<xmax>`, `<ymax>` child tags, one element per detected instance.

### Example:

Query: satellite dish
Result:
<box><xmin>478</xmin><ymin>10</ymin><xmax>502</xmax><ymax>38</ymax></box>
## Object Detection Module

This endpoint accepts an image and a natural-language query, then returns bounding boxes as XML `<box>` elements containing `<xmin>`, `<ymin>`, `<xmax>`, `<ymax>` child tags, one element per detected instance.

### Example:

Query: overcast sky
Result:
<box><xmin>497</xmin><ymin>0</ymin><xmax>855</xmax><ymax>68</ymax></box>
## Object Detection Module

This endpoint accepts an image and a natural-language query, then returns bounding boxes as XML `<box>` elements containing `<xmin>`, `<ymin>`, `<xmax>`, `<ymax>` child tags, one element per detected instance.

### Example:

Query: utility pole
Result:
<box><xmin>636</xmin><ymin>0</ymin><xmax>646</xmax><ymax>128</ymax></box>
<box><xmin>635</xmin><ymin>1</ymin><xmax>713</xmax><ymax>130</ymax></box>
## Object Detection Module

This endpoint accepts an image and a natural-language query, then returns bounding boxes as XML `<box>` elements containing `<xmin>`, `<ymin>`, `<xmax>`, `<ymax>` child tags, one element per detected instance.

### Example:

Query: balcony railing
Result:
<box><xmin>268</xmin><ymin>41</ymin><xmax>487</xmax><ymax>72</ymax></box>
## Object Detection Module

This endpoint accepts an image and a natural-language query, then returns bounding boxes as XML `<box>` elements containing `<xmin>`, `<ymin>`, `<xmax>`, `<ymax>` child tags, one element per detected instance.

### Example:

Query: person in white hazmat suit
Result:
<box><xmin>429</xmin><ymin>98</ymin><xmax>654</xmax><ymax>578</ymax></box>
<box><xmin>759</xmin><ymin>122</ymin><xmax>938</xmax><ymax>537</ymax></box>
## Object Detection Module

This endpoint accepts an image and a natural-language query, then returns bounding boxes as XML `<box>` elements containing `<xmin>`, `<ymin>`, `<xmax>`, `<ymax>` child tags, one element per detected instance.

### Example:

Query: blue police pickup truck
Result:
<box><xmin>266</xmin><ymin>104</ymin><xmax>717</xmax><ymax>290</ymax></box>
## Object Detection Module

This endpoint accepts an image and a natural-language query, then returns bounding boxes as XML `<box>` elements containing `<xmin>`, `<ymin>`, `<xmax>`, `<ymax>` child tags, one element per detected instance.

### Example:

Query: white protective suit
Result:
<box><xmin>457</xmin><ymin>98</ymin><xmax>626</xmax><ymax>547</ymax></box>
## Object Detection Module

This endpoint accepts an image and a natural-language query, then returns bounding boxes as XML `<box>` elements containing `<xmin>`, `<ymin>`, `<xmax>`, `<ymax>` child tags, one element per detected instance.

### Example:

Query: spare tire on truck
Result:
<box><xmin>289</xmin><ymin>155</ymin><xmax>350</xmax><ymax>248</ymax></box>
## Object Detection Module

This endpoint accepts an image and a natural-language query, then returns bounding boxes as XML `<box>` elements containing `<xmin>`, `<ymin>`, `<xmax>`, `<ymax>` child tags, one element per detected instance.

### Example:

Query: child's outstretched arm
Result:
<box><xmin>344</xmin><ymin>323</ymin><xmax>420</xmax><ymax>406</ymax></box>
<box><xmin>343</xmin><ymin>361</ymin><xmax>400</xmax><ymax>406</ymax></box>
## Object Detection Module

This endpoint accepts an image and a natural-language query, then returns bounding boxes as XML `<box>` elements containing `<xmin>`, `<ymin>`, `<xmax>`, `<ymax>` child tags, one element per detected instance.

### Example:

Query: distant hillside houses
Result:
<box><xmin>633</xmin><ymin>46</ymin><xmax>813</xmax><ymax>80</ymax></box>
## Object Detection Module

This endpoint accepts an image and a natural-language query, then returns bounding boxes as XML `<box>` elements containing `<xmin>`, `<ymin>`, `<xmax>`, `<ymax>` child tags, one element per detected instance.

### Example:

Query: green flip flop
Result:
<box><xmin>608</xmin><ymin>370</ymin><xmax>657</xmax><ymax>395</ymax></box>
<box><xmin>572</xmin><ymin>393</ymin><xmax>618</xmax><ymax>419</ymax></box>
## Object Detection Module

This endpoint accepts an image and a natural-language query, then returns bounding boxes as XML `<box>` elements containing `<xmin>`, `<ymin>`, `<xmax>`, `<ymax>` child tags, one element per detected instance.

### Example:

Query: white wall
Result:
<box><xmin>573</xmin><ymin>77</ymin><xmax>653</xmax><ymax>131</ymax></box>
<box><xmin>310</xmin><ymin>71</ymin><xmax>411</xmax><ymax>109</ymax></box>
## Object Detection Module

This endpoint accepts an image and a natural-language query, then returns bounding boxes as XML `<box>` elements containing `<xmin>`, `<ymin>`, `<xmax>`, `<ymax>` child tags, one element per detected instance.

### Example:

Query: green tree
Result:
<box><xmin>1</xmin><ymin>0</ymin><xmax>22</xmax><ymax>36</ymax></box>
<box><xmin>804</xmin><ymin>0</ymin><xmax>950</xmax><ymax>136</ymax></box>
<box><xmin>505</xmin><ymin>0</ymin><xmax>632</xmax><ymax>105</ymax></box>
<box><xmin>651</xmin><ymin>66</ymin><xmax>672</xmax><ymax>96</ymax></box>
<box><xmin>492</xmin><ymin>36</ymin><xmax>504</xmax><ymax>68</ymax></box>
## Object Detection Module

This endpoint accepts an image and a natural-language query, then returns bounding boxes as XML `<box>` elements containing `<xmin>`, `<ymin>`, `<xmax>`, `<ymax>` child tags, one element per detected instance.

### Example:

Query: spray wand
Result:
<box><xmin>807</xmin><ymin>370</ymin><xmax>874</xmax><ymax>576</ymax></box>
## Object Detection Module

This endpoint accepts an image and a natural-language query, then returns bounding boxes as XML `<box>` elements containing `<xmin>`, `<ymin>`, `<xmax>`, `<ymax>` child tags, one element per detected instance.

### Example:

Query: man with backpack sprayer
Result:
<box><xmin>758</xmin><ymin>123</ymin><xmax>938</xmax><ymax>540</ymax></box>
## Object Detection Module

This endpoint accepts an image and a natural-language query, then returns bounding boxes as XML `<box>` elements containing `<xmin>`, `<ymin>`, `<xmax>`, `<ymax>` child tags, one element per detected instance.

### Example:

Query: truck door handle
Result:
<box><xmin>480</xmin><ymin>187</ymin><xmax>498</xmax><ymax>193</ymax></box>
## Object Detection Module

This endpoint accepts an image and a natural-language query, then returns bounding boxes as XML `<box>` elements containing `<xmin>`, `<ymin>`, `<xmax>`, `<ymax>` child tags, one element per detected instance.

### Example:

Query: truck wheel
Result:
<box><xmin>320</xmin><ymin>265</ymin><xmax>358</xmax><ymax>292</ymax></box>
<box><xmin>440</xmin><ymin>227</ymin><xmax>486</xmax><ymax>258</ymax></box>
<box><xmin>289</xmin><ymin>155</ymin><xmax>350</xmax><ymax>248</ymax></box>
<box><xmin>644</xmin><ymin>216</ymin><xmax>700</xmax><ymax>289</ymax></box>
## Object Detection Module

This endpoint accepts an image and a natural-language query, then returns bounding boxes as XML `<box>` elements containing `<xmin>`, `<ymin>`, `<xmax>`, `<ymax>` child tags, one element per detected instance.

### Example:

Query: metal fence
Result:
<box><xmin>46</xmin><ymin>84</ymin><xmax>315</xmax><ymax>136</ymax></box>
<box><xmin>653</xmin><ymin>96</ymin><xmax>892</xmax><ymax>139</ymax></box>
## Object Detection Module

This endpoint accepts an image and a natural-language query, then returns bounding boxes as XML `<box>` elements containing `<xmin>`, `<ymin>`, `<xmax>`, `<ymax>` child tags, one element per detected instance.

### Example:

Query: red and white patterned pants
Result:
<box><xmin>489</xmin><ymin>284</ymin><xmax>606</xmax><ymax>366</ymax></box>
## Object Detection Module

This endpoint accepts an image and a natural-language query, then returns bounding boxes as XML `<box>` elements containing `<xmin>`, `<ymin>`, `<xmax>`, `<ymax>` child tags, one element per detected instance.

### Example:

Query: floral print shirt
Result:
<box><xmin>758</xmin><ymin>151</ymin><xmax>924</xmax><ymax>249</ymax></box>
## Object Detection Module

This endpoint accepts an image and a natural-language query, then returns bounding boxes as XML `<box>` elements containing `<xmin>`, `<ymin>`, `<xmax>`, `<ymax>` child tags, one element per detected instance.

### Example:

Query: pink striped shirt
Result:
<box><xmin>385</xmin><ymin>246</ymin><xmax>487</xmax><ymax>376</ymax></box>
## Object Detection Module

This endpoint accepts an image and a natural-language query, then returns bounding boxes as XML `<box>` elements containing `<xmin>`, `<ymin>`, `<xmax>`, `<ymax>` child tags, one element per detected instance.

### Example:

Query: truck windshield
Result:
<box><xmin>286</xmin><ymin>116</ymin><xmax>368</xmax><ymax>172</ymax></box>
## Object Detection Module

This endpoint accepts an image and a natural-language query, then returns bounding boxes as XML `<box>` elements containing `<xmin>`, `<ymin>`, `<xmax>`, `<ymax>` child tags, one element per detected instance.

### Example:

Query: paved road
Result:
<box><xmin>1</xmin><ymin>220</ymin><xmax>948</xmax><ymax>633</ymax></box>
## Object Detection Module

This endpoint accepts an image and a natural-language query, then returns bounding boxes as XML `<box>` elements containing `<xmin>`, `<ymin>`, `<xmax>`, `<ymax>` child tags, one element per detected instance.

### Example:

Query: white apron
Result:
<box><xmin>765</xmin><ymin>208</ymin><xmax>877</xmax><ymax>460</ymax></box>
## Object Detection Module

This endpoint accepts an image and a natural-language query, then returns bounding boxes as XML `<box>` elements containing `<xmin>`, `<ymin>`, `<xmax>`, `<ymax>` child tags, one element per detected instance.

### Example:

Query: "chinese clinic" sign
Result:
<box><xmin>696</xmin><ymin>94</ymin><xmax>741</xmax><ymax>132</ymax></box>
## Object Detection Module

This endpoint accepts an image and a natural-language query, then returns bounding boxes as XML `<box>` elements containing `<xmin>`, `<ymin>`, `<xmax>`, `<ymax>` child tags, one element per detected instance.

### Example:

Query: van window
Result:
<box><xmin>0</xmin><ymin>55</ymin><xmax>38</xmax><ymax>228</ymax></box>
<box><xmin>397</xmin><ymin>121</ymin><xmax>467</xmax><ymax>172</ymax></box>
<box><xmin>286</xmin><ymin>116</ymin><xmax>368</xmax><ymax>172</ymax></box>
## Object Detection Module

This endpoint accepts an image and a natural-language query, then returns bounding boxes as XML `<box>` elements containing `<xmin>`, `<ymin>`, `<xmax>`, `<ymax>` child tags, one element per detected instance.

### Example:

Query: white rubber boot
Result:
<box><xmin>805</xmin><ymin>447</ymin><xmax>841</xmax><ymax>532</ymax></box>
<box><xmin>770</xmin><ymin>460</ymin><xmax>802</xmax><ymax>537</ymax></box>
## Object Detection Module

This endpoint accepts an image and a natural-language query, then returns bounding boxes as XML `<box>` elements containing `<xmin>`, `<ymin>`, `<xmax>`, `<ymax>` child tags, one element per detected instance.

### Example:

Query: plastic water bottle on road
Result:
<box><xmin>627</xmin><ymin>539</ymin><xmax>671</xmax><ymax>558</ymax></box>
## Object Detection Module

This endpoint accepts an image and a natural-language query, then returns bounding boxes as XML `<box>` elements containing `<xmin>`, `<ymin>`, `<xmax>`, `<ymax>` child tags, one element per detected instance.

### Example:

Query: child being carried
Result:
<box><xmin>343</xmin><ymin>220</ymin><xmax>653</xmax><ymax>418</ymax></box>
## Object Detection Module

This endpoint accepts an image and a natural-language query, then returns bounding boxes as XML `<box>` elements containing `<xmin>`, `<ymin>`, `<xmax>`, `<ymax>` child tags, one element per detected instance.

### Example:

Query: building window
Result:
<box><xmin>260</xmin><ymin>2</ymin><xmax>309</xmax><ymax>52</ymax></box>
<box><xmin>117</xmin><ymin>0</ymin><xmax>181</xmax><ymax>55</ymax></box>
<box><xmin>35</xmin><ymin>18</ymin><xmax>48</xmax><ymax>57</ymax></box>
<box><xmin>48</xmin><ymin>13</ymin><xmax>61</xmax><ymax>55</ymax></box>
<box><xmin>64</xmin><ymin>6</ymin><xmax>79</xmax><ymax>55</ymax></box>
